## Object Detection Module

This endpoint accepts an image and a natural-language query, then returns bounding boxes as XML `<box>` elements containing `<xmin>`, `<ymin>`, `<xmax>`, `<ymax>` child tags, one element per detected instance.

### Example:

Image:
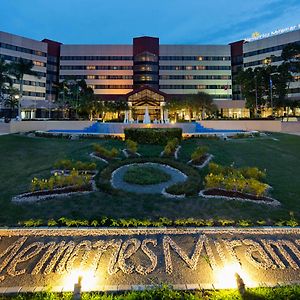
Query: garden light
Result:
<box><xmin>63</xmin><ymin>268</ymin><xmax>98</xmax><ymax>292</ymax></box>
<box><xmin>214</xmin><ymin>263</ymin><xmax>251</xmax><ymax>289</ymax></box>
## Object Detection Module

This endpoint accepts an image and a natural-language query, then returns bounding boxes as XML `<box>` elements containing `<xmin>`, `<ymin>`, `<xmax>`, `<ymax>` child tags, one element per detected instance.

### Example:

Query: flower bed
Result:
<box><xmin>201</xmin><ymin>162</ymin><xmax>279</xmax><ymax>205</ymax></box>
<box><xmin>188</xmin><ymin>146</ymin><xmax>212</xmax><ymax>169</ymax></box>
<box><xmin>99</xmin><ymin>158</ymin><xmax>200</xmax><ymax>197</ymax></box>
<box><xmin>199</xmin><ymin>188</ymin><xmax>280</xmax><ymax>206</ymax></box>
<box><xmin>12</xmin><ymin>183</ymin><xmax>95</xmax><ymax>203</ymax></box>
<box><xmin>160</xmin><ymin>138</ymin><xmax>180</xmax><ymax>159</ymax></box>
<box><xmin>92</xmin><ymin>144</ymin><xmax>119</xmax><ymax>161</ymax></box>
<box><xmin>12</xmin><ymin>165</ymin><xmax>98</xmax><ymax>203</ymax></box>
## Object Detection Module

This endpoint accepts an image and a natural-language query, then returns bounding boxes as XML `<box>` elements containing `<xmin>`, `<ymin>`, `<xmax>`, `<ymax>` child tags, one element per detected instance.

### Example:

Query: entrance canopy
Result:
<box><xmin>126</xmin><ymin>86</ymin><xmax>167</xmax><ymax>107</ymax></box>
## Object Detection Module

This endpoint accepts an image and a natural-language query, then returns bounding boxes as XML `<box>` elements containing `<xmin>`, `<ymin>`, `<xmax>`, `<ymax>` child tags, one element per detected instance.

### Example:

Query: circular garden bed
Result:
<box><xmin>99</xmin><ymin>158</ymin><xmax>201</xmax><ymax>197</ymax></box>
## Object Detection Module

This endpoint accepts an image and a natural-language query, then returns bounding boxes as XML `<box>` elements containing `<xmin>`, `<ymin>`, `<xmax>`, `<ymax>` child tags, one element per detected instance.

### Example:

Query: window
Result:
<box><xmin>87</xmin><ymin>65</ymin><xmax>96</xmax><ymax>70</ymax></box>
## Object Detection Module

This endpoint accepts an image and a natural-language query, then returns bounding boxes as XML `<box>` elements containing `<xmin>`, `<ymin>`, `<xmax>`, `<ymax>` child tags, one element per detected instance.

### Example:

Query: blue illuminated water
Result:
<box><xmin>48</xmin><ymin>122</ymin><xmax>244</xmax><ymax>134</ymax></box>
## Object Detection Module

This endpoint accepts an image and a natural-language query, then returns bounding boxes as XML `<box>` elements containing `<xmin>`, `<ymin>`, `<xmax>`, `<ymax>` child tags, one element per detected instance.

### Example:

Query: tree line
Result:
<box><xmin>236</xmin><ymin>42</ymin><xmax>300</xmax><ymax>117</ymax></box>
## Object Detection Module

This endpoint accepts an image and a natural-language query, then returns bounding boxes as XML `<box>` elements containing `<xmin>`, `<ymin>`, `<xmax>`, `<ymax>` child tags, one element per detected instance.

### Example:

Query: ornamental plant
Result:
<box><xmin>93</xmin><ymin>144</ymin><xmax>119</xmax><ymax>159</ymax></box>
<box><xmin>54</xmin><ymin>159</ymin><xmax>96</xmax><ymax>170</ymax></box>
<box><xmin>30</xmin><ymin>170</ymin><xmax>91</xmax><ymax>192</ymax></box>
<box><xmin>205</xmin><ymin>163</ymin><xmax>268</xmax><ymax>197</ymax></box>
<box><xmin>126</xmin><ymin>139</ymin><xmax>138</xmax><ymax>154</ymax></box>
<box><xmin>163</xmin><ymin>138</ymin><xmax>179</xmax><ymax>156</ymax></box>
<box><xmin>191</xmin><ymin>146</ymin><xmax>209</xmax><ymax>163</ymax></box>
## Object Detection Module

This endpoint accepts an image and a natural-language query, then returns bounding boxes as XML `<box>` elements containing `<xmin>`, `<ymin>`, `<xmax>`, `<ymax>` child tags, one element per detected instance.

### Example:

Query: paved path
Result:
<box><xmin>111</xmin><ymin>162</ymin><xmax>187</xmax><ymax>194</ymax></box>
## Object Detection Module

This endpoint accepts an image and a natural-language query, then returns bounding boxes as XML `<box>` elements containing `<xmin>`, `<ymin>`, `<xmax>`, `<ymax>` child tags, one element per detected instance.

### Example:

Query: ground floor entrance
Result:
<box><xmin>125</xmin><ymin>87</ymin><xmax>169</xmax><ymax>123</ymax></box>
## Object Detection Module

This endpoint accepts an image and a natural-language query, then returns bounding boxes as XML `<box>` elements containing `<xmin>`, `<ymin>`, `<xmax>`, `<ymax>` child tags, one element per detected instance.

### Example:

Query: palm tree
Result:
<box><xmin>9</xmin><ymin>58</ymin><xmax>39</xmax><ymax>120</ymax></box>
<box><xmin>0</xmin><ymin>58</ymin><xmax>13</xmax><ymax>102</ymax></box>
<box><xmin>4</xmin><ymin>86</ymin><xmax>19</xmax><ymax>117</ymax></box>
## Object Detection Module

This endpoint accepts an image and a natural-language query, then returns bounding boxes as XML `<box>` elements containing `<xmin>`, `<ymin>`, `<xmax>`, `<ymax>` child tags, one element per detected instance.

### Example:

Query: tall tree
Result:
<box><xmin>184</xmin><ymin>92</ymin><xmax>217</xmax><ymax>120</ymax></box>
<box><xmin>4</xmin><ymin>86</ymin><xmax>19</xmax><ymax>117</ymax></box>
<box><xmin>9</xmin><ymin>58</ymin><xmax>39</xmax><ymax>119</ymax></box>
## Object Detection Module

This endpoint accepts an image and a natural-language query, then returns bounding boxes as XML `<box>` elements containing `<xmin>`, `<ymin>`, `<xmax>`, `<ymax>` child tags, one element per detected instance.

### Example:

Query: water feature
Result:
<box><xmin>143</xmin><ymin>106</ymin><xmax>151</xmax><ymax>124</ymax></box>
<box><xmin>48</xmin><ymin>121</ymin><xmax>245</xmax><ymax>135</ymax></box>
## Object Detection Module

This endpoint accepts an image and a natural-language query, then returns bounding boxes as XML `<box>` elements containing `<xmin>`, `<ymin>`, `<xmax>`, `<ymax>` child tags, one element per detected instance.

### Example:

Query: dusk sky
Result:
<box><xmin>1</xmin><ymin>0</ymin><xmax>300</xmax><ymax>45</ymax></box>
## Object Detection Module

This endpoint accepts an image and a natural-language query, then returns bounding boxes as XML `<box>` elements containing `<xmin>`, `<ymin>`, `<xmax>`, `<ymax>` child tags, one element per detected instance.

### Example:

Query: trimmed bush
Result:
<box><xmin>30</xmin><ymin>170</ymin><xmax>91</xmax><ymax>192</ymax></box>
<box><xmin>93</xmin><ymin>144</ymin><xmax>119</xmax><ymax>159</ymax></box>
<box><xmin>126</xmin><ymin>139</ymin><xmax>138</xmax><ymax>154</ymax></box>
<box><xmin>54</xmin><ymin>159</ymin><xmax>96</xmax><ymax>170</ymax></box>
<box><xmin>124</xmin><ymin>128</ymin><xmax>182</xmax><ymax>144</ymax></box>
<box><xmin>163</xmin><ymin>138</ymin><xmax>179</xmax><ymax>157</ymax></box>
<box><xmin>191</xmin><ymin>146</ymin><xmax>209</xmax><ymax>163</ymax></box>
<box><xmin>205</xmin><ymin>163</ymin><xmax>268</xmax><ymax>197</ymax></box>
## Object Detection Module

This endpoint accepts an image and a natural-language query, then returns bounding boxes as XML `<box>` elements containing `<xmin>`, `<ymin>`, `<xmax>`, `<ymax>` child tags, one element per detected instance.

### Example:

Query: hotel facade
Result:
<box><xmin>0</xmin><ymin>27</ymin><xmax>300</xmax><ymax>119</ymax></box>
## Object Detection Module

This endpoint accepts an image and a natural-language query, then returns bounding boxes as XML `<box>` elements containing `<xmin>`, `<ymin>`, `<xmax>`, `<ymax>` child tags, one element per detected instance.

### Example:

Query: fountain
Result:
<box><xmin>143</xmin><ymin>106</ymin><xmax>151</xmax><ymax>124</ymax></box>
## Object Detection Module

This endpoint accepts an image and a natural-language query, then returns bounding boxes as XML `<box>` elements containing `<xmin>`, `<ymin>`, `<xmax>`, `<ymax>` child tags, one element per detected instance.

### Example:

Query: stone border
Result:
<box><xmin>122</xmin><ymin>149</ymin><xmax>141</xmax><ymax>158</ymax></box>
<box><xmin>160</xmin><ymin>145</ymin><xmax>181</xmax><ymax>160</ymax></box>
<box><xmin>89</xmin><ymin>152</ymin><xmax>109</xmax><ymax>164</ymax></box>
<box><xmin>199</xmin><ymin>188</ymin><xmax>281</xmax><ymax>206</ymax></box>
<box><xmin>12</xmin><ymin>169</ymin><xmax>99</xmax><ymax>203</ymax></box>
<box><xmin>12</xmin><ymin>180</ymin><xmax>98</xmax><ymax>203</ymax></box>
<box><xmin>2</xmin><ymin>281</ymin><xmax>300</xmax><ymax>293</ymax></box>
<box><xmin>161</xmin><ymin>187</ymin><xmax>185</xmax><ymax>199</ymax></box>
<box><xmin>188</xmin><ymin>154</ymin><xmax>213</xmax><ymax>169</ymax></box>
<box><xmin>110</xmin><ymin>162</ymin><xmax>187</xmax><ymax>195</ymax></box>
<box><xmin>50</xmin><ymin>169</ymin><xmax>98</xmax><ymax>176</ymax></box>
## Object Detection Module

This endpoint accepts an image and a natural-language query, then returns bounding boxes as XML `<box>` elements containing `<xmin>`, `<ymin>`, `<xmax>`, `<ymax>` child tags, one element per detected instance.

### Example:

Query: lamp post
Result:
<box><xmin>14</xmin><ymin>95</ymin><xmax>20</xmax><ymax>119</ymax></box>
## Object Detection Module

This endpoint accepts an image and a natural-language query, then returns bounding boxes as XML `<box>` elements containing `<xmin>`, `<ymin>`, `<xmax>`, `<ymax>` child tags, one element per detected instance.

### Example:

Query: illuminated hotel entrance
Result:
<box><xmin>126</xmin><ymin>87</ymin><xmax>168</xmax><ymax>123</ymax></box>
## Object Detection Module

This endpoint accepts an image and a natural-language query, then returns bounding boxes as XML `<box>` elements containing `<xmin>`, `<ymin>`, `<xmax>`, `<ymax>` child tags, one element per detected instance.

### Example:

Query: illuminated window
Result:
<box><xmin>33</xmin><ymin>61</ymin><xmax>44</xmax><ymax>67</ymax></box>
<box><xmin>87</xmin><ymin>75</ymin><xmax>95</xmax><ymax>79</ymax></box>
<box><xmin>87</xmin><ymin>65</ymin><xmax>96</xmax><ymax>70</ymax></box>
<box><xmin>197</xmin><ymin>56</ymin><xmax>203</xmax><ymax>61</ymax></box>
<box><xmin>88</xmin><ymin>85</ymin><xmax>95</xmax><ymax>89</ymax></box>
<box><xmin>196</xmin><ymin>65</ymin><xmax>205</xmax><ymax>70</ymax></box>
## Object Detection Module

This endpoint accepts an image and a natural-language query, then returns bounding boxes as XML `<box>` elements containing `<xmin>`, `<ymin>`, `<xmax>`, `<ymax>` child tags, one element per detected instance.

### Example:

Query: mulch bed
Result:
<box><xmin>202</xmin><ymin>188</ymin><xmax>275</xmax><ymax>202</ymax></box>
<box><xmin>191</xmin><ymin>154</ymin><xmax>209</xmax><ymax>165</ymax></box>
<box><xmin>16</xmin><ymin>184</ymin><xmax>93</xmax><ymax>199</ymax></box>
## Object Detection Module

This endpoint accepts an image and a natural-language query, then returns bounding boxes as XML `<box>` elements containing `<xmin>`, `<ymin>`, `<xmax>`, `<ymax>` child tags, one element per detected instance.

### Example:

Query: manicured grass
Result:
<box><xmin>123</xmin><ymin>165</ymin><xmax>171</xmax><ymax>185</ymax></box>
<box><xmin>0</xmin><ymin>133</ymin><xmax>299</xmax><ymax>225</ymax></box>
<box><xmin>0</xmin><ymin>286</ymin><xmax>300</xmax><ymax>299</ymax></box>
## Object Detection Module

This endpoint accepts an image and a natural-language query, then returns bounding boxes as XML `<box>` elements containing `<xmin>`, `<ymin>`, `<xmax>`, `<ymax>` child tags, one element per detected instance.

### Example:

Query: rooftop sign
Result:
<box><xmin>245</xmin><ymin>24</ymin><xmax>300</xmax><ymax>42</ymax></box>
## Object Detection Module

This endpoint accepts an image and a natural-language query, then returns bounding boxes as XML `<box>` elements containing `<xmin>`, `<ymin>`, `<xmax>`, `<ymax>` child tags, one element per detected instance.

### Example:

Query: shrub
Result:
<box><xmin>205</xmin><ymin>163</ymin><xmax>268</xmax><ymax>197</ymax></box>
<box><xmin>54</xmin><ymin>159</ymin><xmax>96</xmax><ymax>170</ymax></box>
<box><xmin>163</xmin><ymin>138</ymin><xmax>179</xmax><ymax>156</ymax></box>
<box><xmin>124</xmin><ymin>128</ymin><xmax>182</xmax><ymax>144</ymax></box>
<box><xmin>191</xmin><ymin>146</ymin><xmax>209</xmax><ymax>163</ymax></box>
<box><xmin>93</xmin><ymin>144</ymin><xmax>119</xmax><ymax>159</ymax></box>
<box><xmin>126</xmin><ymin>139</ymin><xmax>138</xmax><ymax>154</ymax></box>
<box><xmin>30</xmin><ymin>170</ymin><xmax>91</xmax><ymax>192</ymax></box>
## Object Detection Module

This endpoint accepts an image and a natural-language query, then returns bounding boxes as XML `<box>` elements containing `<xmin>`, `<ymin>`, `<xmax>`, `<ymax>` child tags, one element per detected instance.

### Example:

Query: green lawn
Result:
<box><xmin>0</xmin><ymin>133</ymin><xmax>299</xmax><ymax>226</ymax></box>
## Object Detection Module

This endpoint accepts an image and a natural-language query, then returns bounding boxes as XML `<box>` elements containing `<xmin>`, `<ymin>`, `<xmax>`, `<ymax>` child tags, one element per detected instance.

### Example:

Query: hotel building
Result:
<box><xmin>0</xmin><ymin>27</ymin><xmax>299</xmax><ymax>119</ymax></box>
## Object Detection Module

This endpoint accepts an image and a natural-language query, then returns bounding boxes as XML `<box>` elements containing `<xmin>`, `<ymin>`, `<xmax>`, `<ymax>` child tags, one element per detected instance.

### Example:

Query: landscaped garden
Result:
<box><xmin>0</xmin><ymin>131</ymin><xmax>299</xmax><ymax>227</ymax></box>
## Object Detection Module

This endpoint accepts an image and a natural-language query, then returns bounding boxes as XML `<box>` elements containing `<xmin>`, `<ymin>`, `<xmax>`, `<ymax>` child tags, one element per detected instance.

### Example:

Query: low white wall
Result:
<box><xmin>281</xmin><ymin>122</ymin><xmax>300</xmax><ymax>133</ymax></box>
<box><xmin>200</xmin><ymin>120</ymin><xmax>283</xmax><ymax>132</ymax></box>
<box><xmin>3</xmin><ymin>120</ymin><xmax>300</xmax><ymax>134</ymax></box>
<box><xmin>0</xmin><ymin>123</ymin><xmax>10</xmax><ymax>134</ymax></box>
<box><xmin>9</xmin><ymin>121</ymin><xmax>93</xmax><ymax>133</ymax></box>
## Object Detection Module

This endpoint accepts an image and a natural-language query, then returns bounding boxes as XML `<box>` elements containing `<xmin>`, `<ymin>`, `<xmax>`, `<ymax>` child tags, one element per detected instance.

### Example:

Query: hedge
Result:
<box><xmin>124</xmin><ymin>128</ymin><xmax>182</xmax><ymax>144</ymax></box>
<box><xmin>99</xmin><ymin>157</ymin><xmax>201</xmax><ymax>196</ymax></box>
